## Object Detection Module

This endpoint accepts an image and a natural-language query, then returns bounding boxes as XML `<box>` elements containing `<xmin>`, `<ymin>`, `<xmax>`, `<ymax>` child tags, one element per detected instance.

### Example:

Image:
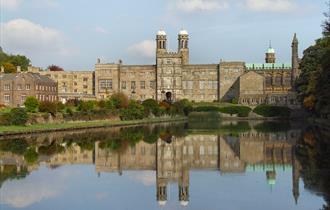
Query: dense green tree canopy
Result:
<box><xmin>0</xmin><ymin>48</ymin><xmax>31</xmax><ymax>72</ymax></box>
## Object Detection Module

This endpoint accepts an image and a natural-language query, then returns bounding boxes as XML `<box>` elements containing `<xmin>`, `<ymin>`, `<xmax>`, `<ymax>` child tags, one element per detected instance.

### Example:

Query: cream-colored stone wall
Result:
<box><xmin>219</xmin><ymin>62</ymin><xmax>245</xmax><ymax>102</ymax></box>
<box><xmin>182</xmin><ymin>65</ymin><xmax>218</xmax><ymax>102</ymax></box>
<box><xmin>39</xmin><ymin>70</ymin><xmax>94</xmax><ymax>103</ymax></box>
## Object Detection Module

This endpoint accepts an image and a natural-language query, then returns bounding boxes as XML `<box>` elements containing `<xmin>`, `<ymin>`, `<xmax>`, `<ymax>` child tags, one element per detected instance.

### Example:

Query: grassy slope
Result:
<box><xmin>0</xmin><ymin>117</ymin><xmax>187</xmax><ymax>135</ymax></box>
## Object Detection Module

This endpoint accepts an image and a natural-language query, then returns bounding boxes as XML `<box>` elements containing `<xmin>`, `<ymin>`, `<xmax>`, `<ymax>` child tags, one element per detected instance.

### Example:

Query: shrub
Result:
<box><xmin>177</xmin><ymin>99</ymin><xmax>193</xmax><ymax>116</ymax></box>
<box><xmin>98</xmin><ymin>100</ymin><xmax>106</xmax><ymax>108</ymax></box>
<box><xmin>253</xmin><ymin>105</ymin><xmax>291</xmax><ymax>117</ymax></box>
<box><xmin>56</xmin><ymin>102</ymin><xmax>66</xmax><ymax>112</ymax></box>
<box><xmin>142</xmin><ymin>99</ymin><xmax>160</xmax><ymax>117</ymax></box>
<box><xmin>10</xmin><ymin>108</ymin><xmax>28</xmax><ymax>125</ymax></box>
<box><xmin>78</xmin><ymin>100</ymin><xmax>96</xmax><ymax>112</ymax></box>
<box><xmin>120</xmin><ymin>100</ymin><xmax>145</xmax><ymax>120</ymax></box>
<box><xmin>24</xmin><ymin>96</ymin><xmax>39</xmax><ymax>112</ymax></box>
<box><xmin>66</xmin><ymin>99</ymin><xmax>80</xmax><ymax>107</ymax></box>
<box><xmin>39</xmin><ymin>101</ymin><xmax>58</xmax><ymax>116</ymax></box>
<box><xmin>219</xmin><ymin>106</ymin><xmax>251</xmax><ymax>117</ymax></box>
<box><xmin>194</xmin><ymin>106</ymin><xmax>220</xmax><ymax>112</ymax></box>
<box><xmin>0</xmin><ymin>113</ymin><xmax>11</xmax><ymax>125</ymax></box>
<box><xmin>110</xmin><ymin>93</ymin><xmax>129</xmax><ymax>109</ymax></box>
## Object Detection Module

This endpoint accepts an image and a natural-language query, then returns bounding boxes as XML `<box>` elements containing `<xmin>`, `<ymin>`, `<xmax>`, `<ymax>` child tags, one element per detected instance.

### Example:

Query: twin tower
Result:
<box><xmin>156</xmin><ymin>29</ymin><xmax>190</xmax><ymax>65</ymax></box>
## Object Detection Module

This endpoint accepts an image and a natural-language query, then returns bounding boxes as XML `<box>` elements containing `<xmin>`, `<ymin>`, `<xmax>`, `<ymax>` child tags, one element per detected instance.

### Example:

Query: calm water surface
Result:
<box><xmin>0</xmin><ymin>121</ymin><xmax>329</xmax><ymax>210</ymax></box>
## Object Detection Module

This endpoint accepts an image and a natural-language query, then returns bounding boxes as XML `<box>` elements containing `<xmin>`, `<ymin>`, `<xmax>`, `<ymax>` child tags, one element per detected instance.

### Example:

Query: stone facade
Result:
<box><xmin>0</xmin><ymin>67</ymin><xmax>58</xmax><ymax>107</ymax></box>
<box><xmin>38</xmin><ymin>68</ymin><xmax>95</xmax><ymax>103</ymax></box>
<box><xmin>26</xmin><ymin>30</ymin><xmax>301</xmax><ymax>107</ymax></box>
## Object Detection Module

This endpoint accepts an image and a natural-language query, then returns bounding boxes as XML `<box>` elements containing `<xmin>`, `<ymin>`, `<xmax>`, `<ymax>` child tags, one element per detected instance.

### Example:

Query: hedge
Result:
<box><xmin>253</xmin><ymin>105</ymin><xmax>291</xmax><ymax>117</ymax></box>
<box><xmin>194</xmin><ymin>105</ymin><xmax>251</xmax><ymax>117</ymax></box>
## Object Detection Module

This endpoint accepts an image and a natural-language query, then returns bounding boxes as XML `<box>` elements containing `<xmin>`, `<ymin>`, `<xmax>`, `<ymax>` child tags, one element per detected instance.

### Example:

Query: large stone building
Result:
<box><xmin>31</xmin><ymin>30</ymin><xmax>301</xmax><ymax>107</ymax></box>
<box><xmin>0</xmin><ymin>66</ymin><xmax>58</xmax><ymax>107</ymax></box>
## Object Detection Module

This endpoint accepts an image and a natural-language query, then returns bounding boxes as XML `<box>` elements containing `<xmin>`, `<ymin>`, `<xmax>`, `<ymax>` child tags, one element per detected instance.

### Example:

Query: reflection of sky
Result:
<box><xmin>0</xmin><ymin>166</ymin><xmax>325</xmax><ymax>210</ymax></box>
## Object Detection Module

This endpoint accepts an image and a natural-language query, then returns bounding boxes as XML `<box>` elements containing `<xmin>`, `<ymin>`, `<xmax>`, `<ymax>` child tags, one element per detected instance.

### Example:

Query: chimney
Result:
<box><xmin>17</xmin><ymin>66</ymin><xmax>21</xmax><ymax>73</ymax></box>
<box><xmin>0</xmin><ymin>66</ymin><xmax>4</xmax><ymax>73</ymax></box>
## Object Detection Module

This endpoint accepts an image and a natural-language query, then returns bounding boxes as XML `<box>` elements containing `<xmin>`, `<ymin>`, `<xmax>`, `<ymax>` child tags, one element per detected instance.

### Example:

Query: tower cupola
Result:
<box><xmin>265</xmin><ymin>41</ymin><xmax>276</xmax><ymax>63</ymax></box>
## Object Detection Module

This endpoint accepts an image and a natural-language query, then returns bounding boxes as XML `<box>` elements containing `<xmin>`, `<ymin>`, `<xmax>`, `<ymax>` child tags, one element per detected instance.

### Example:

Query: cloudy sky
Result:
<box><xmin>0</xmin><ymin>0</ymin><xmax>326</xmax><ymax>70</ymax></box>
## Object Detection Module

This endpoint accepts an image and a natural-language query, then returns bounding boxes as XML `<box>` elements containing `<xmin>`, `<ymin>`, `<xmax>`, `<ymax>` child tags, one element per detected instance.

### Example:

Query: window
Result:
<box><xmin>74</xmin><ymin>89</ymin><xmax>78</xmax><ymax>93</ymax></box>
<box><xmin>121</xmin><ymin>81</ymin><xmax>126</xmax><ymax>89</ymax></box>
<box><xmin>74</xmin><ymin>75</ymin><xmax>77</xmax><ymax>79</ymax></box>
<box><xmin>74</xmin><ymin>82</ymin><xmax>77</xmax><ymax>86</ymax></box>
<box><xmin>99</xmin><ymin>79</ymin><xmax>112</xmax><ymax>91</ymax></box>
<box><xmin>21</xmin><ymin>95</ymin><xmax>26</xmax><ymax>103</ymax></box>
<box><xmin>62</xmin><ymin>75</ymin><xmax>67</xmax><ymax>78</ymax></box>
<box><xmin>140</xmin><ymin>81</ymin><xmax>145</xmax><ymax>89</ymax></box>
<box><xmin>4</xmin><ymin>84</ymin><xmax>10</xmax><ymax>91</ymax></box>
<box><xmin>83</xmin><ymin>85</ymin><xmax>88</xmax><ymax>89</ymax></box>
<box><xmin>83</xmin><ymin>77</ymin><xmax>88</xmax><ymax>82</ymax></box>
<box><xmin>150</xmin><ymin>81</ymin><xmax>155</xmax><ymax>89</ymax></box>
<box><xmin>17</xmin><ymin>84</ymin><xmax>22</xmax><ymax>90</ymax></box>
<box><xmin>131</xmin><ymin>81</ymin><xmax>136</xmax><ymax>90</ymax></box>
<box><xmin>26</xmin><ymin>84</ymin><xmax>30</xmax><ymax>90</ymax></box>
<box><xmin>4</xmin><ymin>95</ymin><xmax>10</xmax><ymax>103</ymax></box>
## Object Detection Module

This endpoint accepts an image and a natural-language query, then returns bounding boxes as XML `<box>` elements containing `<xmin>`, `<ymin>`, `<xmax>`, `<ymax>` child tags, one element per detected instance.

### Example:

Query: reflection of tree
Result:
<box><xmin>0</xmin><ymin>139</ymin><xmax>29</xmax><ymax>155</ymax></box>
<box><xmin>296</xmin><ymin>126</ymin><xmax>330</xmax><ymax>210</ymax></box>
<box><xmin>0</xmin><ymin>165</ymin><xmax>29</xmax><ymax>188</ymax></box>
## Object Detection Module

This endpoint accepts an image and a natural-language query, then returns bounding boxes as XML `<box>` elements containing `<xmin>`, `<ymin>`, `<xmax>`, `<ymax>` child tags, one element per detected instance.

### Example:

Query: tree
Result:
<box><xmin>109</xmin><ymin>93</ymin><xmax>129</xmax><ymax>109</ymax></box>
<box><xmin>9</xmin><ymin>108</ymin><xmax>28</xmax><ymax>125</ymax></box>
<box><xmin>0</xmin><ymin>49</ymin><xmax>31</xmax><ymax>72</ymax></box>
<box><xmin>120</xmin><ymin>100</ymin><xmax>144</xmax><ymax>120</ymax></box>
<box><xmin>142</xmin><ymin>99</ymin><xmax>160</xmax><ymax>117</ymax></box>
<box><xmin>48</xmin><ymin>65</ymin><xmax>64</xmax><ymax>71</ymax></box>
<box><xmin>39</xmin><ymin>101</ymin><xmax>58</xmax><ymax>116</ymax></box>
<box><xmin>323</xmin><ymin>1</ymin><xmax>330</xmax><ymax>37</ymax></box>
<box><xmin>24</xmin><ymin>96</ymin><xmax>39</xmax><ymax>113</ymax></box>
<box><xmin>8</xmin><ymin>55</ymin><xmax>30</xmax><ymax>71</ymax></box>
<box><xmin>78</xmin><ymin>100</ymin><xmax>96</xmax><ymax>112</ymax></box>
<box><xmin>3</xmin><ymin>62</ymin><xmax>16</xmax><ymax>73</ymax></box>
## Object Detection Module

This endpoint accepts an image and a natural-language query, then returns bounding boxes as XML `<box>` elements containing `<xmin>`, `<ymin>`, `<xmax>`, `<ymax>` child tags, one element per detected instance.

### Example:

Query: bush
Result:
<box><xmin>10</xmin><ymin>108</ymin><xmax>28</xmax><ymax>125</ymax></box>
<box><xmin>253</xmin><ymin>105</ymin><xmax>292</xmax><ymax>117</ymax></box>
<box><xmin>24</xmin><ymin>96</ymin><xmax>39</xmax><ymax>112</ymax></box>
<box><xmin>78</xmin><ymin>100</ymin><xmax>96</xmax><ymax>112</ymax></box>
<box><xmin>194</xmin><ymin>106</ymin><xmax>220</xmax><ymax>112</ymax></box>
<box><xmin>110</xmin><ymin>93</ymin><xmax>129</xmax><ymax>109</ymax></box>
<box><xmin>120</xmin><ymin>100</ymin><xmax>145</xmax><ymax>120</ymax></box>
<box><xmin>0</xmin><ymin>113</ymin><xmax>11</xmax><ymax>125</ymax></box>
<box><xmin>39</xmin><ymin>101</ymin><xmax>58</xmax><ymax>116</ymax></box>
<box><xmin>177</xmin><ymin>99</ymin><xmax>193</xmax><ymax>116</ymax></box>
<box><xmin>142</xmin><ymin>99</ymin><xmax>160</xmax><ymax>117</ymax></box>
<box><xmin>219</xmin><ymin>106</ymin><xmax>251</xmax><ymax>117</ymax></box>
<box><xmin>56</xmin><ymin>102</ymin><xmax>66</xmax><ymax>112</ymax></box>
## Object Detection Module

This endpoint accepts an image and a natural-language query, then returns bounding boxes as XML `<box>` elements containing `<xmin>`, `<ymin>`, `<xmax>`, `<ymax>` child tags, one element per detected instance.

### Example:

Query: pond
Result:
<box><xmin>0</xmin><ymin>121</ymin><xmax>329</xmax><ymax>210</ymax></box>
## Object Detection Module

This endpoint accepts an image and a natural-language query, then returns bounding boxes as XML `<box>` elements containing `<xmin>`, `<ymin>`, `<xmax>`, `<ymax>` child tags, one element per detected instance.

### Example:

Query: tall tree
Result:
<box><xmin>323</xmin><ymin>1</ymin><xmax>330</xmax><ymax>36</ymax></box>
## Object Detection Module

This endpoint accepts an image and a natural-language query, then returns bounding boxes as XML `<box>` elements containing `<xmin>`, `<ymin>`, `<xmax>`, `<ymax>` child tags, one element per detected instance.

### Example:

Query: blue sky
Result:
<box><xmin>0</xmin><ymin>0</ymin><xmax>326</xmax><ymax>70</ymax></box>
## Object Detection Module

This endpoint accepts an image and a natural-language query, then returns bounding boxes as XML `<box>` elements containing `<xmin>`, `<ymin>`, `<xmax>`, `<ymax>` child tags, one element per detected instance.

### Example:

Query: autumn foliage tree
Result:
<box><xmin>48</xmin><ymin>65</ymin><xmax>64</xmax><ymax>71</ymax></box>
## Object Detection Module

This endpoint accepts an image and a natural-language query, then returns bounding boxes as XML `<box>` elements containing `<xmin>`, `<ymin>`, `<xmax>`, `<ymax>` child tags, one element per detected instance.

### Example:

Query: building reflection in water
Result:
<box><xmin>0</xmin><ymin>128</ymin><xmax>302</xmax><ymax>207</ymax></box>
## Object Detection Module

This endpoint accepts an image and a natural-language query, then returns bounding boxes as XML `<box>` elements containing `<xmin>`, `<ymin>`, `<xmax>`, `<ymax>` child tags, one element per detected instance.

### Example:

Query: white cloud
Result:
<box><xmin>0</xmin><ymin>175</ymin><xmax>63</xmax><ymax>208</ymax></box>
<box><xmin>1</xmin><ymin>19</ymin><xmax>72</xmax><ymax>56</ymax></box>
<box><xmin>245</xmin><ymin>0</ymin><xmax>296</xmax><ymax>12</ymax></box>
<box><xmin>174</xmin><ymin>0</ymin><xmax>229</xmax><ymax>12</ymax></box>
<box><xmin>95</xmin><ymin>26</ymin><xmax>110</xmax><ymax>35</ymax></box>
<box><xmin>1</xmin><ymin>0</ymin><xmax>22</xmax><ymax>10</ymax></box>
<box><xmin>127</xmin><ymin>40</ymin><xmax>155</xmax><ymax>58</ymax></box>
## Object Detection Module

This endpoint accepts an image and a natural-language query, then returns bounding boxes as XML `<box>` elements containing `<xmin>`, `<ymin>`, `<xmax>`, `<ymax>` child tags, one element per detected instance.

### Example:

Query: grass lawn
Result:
<box><xmin>0</xmin><ymin>116</ymin><xmax>187</xmax><ymax>135</ymax></box>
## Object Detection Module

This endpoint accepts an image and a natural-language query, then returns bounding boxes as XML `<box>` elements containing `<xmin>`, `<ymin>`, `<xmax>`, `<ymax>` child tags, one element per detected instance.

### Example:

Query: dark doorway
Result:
<box><xmin>165</xmin><ymin>92</ymin><xmax>172</xmax><ymax>102</ymax></box>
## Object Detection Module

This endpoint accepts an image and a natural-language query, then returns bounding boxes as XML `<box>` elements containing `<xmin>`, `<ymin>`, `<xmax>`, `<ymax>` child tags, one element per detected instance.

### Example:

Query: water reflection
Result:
<box><xmin>0</xmin><ymin>121</ymin><xmax>328</xmax><ymax>209</ymax></box>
